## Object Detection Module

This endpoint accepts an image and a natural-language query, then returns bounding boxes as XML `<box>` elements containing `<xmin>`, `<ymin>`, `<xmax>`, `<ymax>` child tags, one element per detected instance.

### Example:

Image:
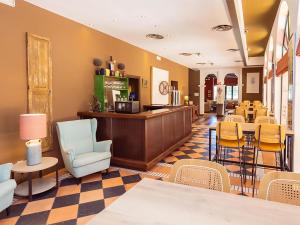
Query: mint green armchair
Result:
<box><xmin>0</xmin><ymin>163</ymin><xmax>16</xmax><ymax>215</ymax></box>
<box><xmin>56</xmin><ymin>119</ymin><xmax>112</xmax><ymax>179</ymax></box>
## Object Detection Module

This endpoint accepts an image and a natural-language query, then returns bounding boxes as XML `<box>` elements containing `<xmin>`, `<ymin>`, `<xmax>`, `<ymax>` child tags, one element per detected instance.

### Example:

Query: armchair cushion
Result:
<box><xmin>0</xmin><ymin>179</ymin><xmax>16</xmax><ymax>198</ymax></box>
<box><xmin>0</xmin><ymin>163</ymin><xmax>13</xmax><ymax>182</ymax></box>
<box><xmin>57</xmin><ymin>119</ymin><xmax>94</xmax><ymax>155</ymax></box>
<box><xmin>73</xmin><ymin>152</ymin><xmax>111</xmax><ymax>168</ymax></box>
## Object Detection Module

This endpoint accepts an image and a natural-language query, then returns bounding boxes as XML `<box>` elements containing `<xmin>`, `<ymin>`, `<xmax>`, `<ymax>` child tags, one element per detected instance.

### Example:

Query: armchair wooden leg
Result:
<box><xmin>105</xmin><ymin>169</ymin><xmax>109</xmax><ymax>174</ymax></box>
<box><xmin>76</xmin><ymin>178</ymin><xmax>81</xmax><ymax>185</ymax></box>
<box><xmin>6</xmin><ymin>207</ymin><xmax>10</xmax><ymax>216</ymax></box>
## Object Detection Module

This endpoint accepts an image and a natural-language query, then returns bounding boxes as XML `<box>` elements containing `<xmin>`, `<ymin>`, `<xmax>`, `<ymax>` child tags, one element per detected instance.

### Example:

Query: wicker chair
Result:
<box><xmin>169</xmin><ymin>159</ymin><xmax>231</xmax><ymax>193</ymax></box>
<box><xmin>252</xmin><ymin>124</ymin><xmax>286</xmax><ymax>197</ymax></box>
<box><xmin>255</xmin><ymin>116</ymin><xmax>277</xmax><ymax>124</ymax></box>
<box><xmin>258</xmin><ymin>171</ymin><xmax>300</xmax><ymax>206</ymax></box>
<box><xmin>216</xmin><ymin>121</ymin><xmax>245</xmax><ymax>194</ymax></box>
<box><xmin>224</xmin><ymin>115</ymin><xmax>245</xmax><ymax>123</ymax></box>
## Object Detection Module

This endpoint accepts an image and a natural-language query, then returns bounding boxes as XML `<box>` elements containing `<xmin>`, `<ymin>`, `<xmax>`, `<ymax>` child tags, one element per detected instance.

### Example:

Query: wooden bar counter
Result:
<box><xmin>78</xmin><ymin>106</ymin><xmax>192</xmax><ymax>171</ymax></box>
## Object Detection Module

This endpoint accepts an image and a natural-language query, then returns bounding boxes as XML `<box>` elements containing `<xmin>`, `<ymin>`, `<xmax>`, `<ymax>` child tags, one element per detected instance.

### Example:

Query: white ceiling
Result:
<box><xmin>25</xmin><ymin>0</ymin><xmax>243</xmax><ymax>69</ymax></box>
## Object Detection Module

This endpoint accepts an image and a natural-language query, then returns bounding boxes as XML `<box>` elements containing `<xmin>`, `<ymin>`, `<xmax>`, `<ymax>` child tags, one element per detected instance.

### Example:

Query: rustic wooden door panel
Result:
<box><xmin>27</xmin><ymin>33</ymin><xmax>53</xmax><ymax>151</ymax></box>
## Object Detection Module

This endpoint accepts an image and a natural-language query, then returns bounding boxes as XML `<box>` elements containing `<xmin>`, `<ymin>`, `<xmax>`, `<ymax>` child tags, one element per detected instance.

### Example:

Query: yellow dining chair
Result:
<box><xmin>254</xmin><ymin>108</ymin><xmax>268</xmax><ymax>119</ymax></box>
<box><xmin>254</xmin><ymin>116</ymin><xmax>277</xmax><ymax>124</ymax></box>
<box><xmin>252</xmin><ymin>124</ymin><xmax>286</xmax><ymax>197</ymax></box>
<box><xmin>216</xmin><ymin>121</ymin><xmax>245</xmax><ymax>194</ymax></box>
<box><xmin>224</xmin><ymin>115</ymin><xmax>245</xmax><ymax>123</ymax></box>
<box><xmin>258</xmin><ymin>171</ymin><xmax>300</xmax><ymax>206</ymax></box>
<box><xmin>243</xmin><ymin>100</ymin><xmax>250</xmax><ymax>107</ymax></box>
<box><xmin>169</xmin><ymin>159</ymin><xmax>231</xmax><ymax>193</ymax></box>
<box><xmin>235</xmin><ymin>107</ymin><xmax>248</xmax><ymax>121</ymax></box>
<box><xmin>253</xmin><ymin>100</ymin><xmax>262</xmax><ymax>106</ymax></box>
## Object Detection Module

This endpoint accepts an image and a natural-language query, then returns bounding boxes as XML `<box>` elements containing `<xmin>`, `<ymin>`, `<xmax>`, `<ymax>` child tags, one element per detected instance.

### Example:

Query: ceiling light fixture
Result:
<box><xmin>234</xmin><ymin>60</ymin><xmax>243</xmax><ymax>63</ymax></box>
<box><xmin>179</xmin><ymin>53</ymin><xmax>193</xmax><ymax>56</ymax></box>
<box><xmin>212</xmin><ymin>24</ymin><xmax>233</xmax><ymax>31</ymax></box>
<box><xmin>227</xmin><ymin>48</ymin><xmax>239</xmax><ymax>52</ymax></box>
<box><xmin>146</xmin><ymin>33</ymin><xmax>164</xmax><ymax>40</ymax></box>
<box><xmin>196</xmin><ymin>62</ymin><xmax>206</xmax><ymax>65</ymax></box>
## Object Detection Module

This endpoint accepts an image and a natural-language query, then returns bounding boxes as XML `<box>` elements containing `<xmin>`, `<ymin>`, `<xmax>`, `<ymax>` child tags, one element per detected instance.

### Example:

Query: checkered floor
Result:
<box><xmin>0</xmin><ymin>114</ymin><xmax>276</xmax><ymax>225</ymax></box>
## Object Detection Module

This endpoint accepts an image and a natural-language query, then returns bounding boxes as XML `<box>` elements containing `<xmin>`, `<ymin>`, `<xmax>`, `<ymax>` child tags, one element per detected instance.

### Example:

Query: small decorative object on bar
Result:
<box><xmin>108</xmin><ymin>56</ymin><xmax>116</xmax><ymax>76</ymax></box>
<box><xmin>19</xmin><ymin>114</ymin><xmax>47</xmax><ymax>166</ymax></box>
<box><xmin>93</xmin><ymin>58</ymin><xmax>102</xmax><ymax>75</ymax></box>
<box><xmin>90</xmin><ymin>95</ymin><xmax>101</xmax><ymax>112</ymax></box>
<box><xmin>184</xmin><ymin>96</ymin><xmax>189</xmax><ymax>105</ymax></box>
<box><xmin>117</xmin><ymin>63</ymin><xmax>125</xmax><ymax>77</ymax></box>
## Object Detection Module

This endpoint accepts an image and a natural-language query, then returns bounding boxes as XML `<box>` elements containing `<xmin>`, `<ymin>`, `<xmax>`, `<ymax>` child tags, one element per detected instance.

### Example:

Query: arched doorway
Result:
<box><xmin>205</xmin><ymin>74</ymin><xmax>217</xmax><ymax>101</ymax></box>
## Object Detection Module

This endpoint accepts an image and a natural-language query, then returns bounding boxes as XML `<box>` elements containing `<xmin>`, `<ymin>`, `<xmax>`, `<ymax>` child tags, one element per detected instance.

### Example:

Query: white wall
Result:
<box><xmin>199</xmin><ymin>67</ymin><xmax>243</xmax><ymax>114</ymax></box>
<box><xmin>264</xmin><ymin>0</ymin><xmax>300</xmax><ymax>172</ymax></box>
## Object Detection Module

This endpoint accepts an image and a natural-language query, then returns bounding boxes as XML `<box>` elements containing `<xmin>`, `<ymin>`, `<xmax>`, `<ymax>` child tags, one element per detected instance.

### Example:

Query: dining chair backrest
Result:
<box><xmin>255</xmin><ymin>108</ymin><xmax>268</xmax><ymax>118</ymax></box>
<box><xmin>216</xmin><ymin>121</ymin><xmax>243</xmax><ymax>141</ymax></box>
<box><xmin>253</xmin><ymin>100</ymin><xmax>261</xmax><ymax>105</ymax></box>
<box><xmin>255</xmin><ymin>124</ymin><xmax>285</xmax><ymax>144</ymax></box>
<box><xmin>258</xmin><ymin>171</ymin><xmax>300</xmax><ymax>206</ymax></box>
<box><xmin>169</xmin><ymin>159</ymin><xmax>231</xmax><ymax>193</ymax></box>
<box><xmin>224</xmin><ymin>115</ymin><xmax>245</xmax><ymax>123</ymax></box>
<box><xmin>243</xmin><ymin>100</ymin><xmax>250</xmax><ymax>106</ymax></box>
<box><xmin>235</xmin><ymin>107</ymin><xmax>247</xmax><ymax>118</ymax></box>
<box><xmin>255</xmin><ymin>116</ymin><xmax>277</xmax><ymax>124</ymax></box>
<box><xmin>239</xmin><ymin>102</ymin><xmax>249</xmax><ymax>109</ymax></box>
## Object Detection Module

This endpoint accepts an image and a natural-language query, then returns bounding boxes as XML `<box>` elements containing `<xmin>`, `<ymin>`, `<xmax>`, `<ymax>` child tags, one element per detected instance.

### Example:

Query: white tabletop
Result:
<box><xmin>12</xmin><ymin>157</ymin><xmax>58</xmax><ymax>173</ymax></box>
<box><xmin>87</xmin><ymin>178</ymin><xmax>299</xmax><ymax>225</ymax></box>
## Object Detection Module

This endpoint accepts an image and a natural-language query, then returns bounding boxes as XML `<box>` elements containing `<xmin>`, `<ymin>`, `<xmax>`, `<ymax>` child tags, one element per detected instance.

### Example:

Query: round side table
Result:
<box><xmin>12</xmin><ymin>157</ymin><xmax>59</xmax><ymax>201</ymax></box>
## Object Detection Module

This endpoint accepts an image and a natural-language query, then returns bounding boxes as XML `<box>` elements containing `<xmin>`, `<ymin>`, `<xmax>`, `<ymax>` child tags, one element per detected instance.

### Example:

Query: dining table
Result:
<box><xmin>87</xmin><ymin>178</ymin><xmax>300</xmax><ymax>225</ymax></box>
<box><xmin>208</xmin><ymin>123</ymin><xmax>294</xmax><ymax>171</ymax></box>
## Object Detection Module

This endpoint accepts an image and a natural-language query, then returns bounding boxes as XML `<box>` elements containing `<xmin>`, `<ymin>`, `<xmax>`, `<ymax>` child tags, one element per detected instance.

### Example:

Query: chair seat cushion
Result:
<box><xmin>253</xmin><ymin>141</ymin><xmax>285</xmax><ymax>152</ymax></box>
<box><xmin>0</xmin><ymin>179</ymin><xmax>16</xmax><ymax>198</ymax></box>
<box><xmin>218</xmin><ymin>139</ymin><xmax>245</xmax><ymax>148</ymax></box>
<box><xmin>73</xmin><ymin>152</ymin><xmax>111</xmax><ymax>168</ymax></box>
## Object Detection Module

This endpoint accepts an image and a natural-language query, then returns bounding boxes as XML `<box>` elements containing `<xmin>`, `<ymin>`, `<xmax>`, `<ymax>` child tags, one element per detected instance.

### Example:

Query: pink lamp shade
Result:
<box><xmin>20</xmin><ymin>114</ymin><xmax>47</xmax><ymax>140</ymax></box>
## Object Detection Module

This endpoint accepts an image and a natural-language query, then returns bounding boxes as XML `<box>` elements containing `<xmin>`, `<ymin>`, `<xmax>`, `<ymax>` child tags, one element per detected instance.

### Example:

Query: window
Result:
<box><xmin>213</xmin><ymin>85</ymin><xmax>218</xmax><ymax>101</ymax></box>
<box><xmin>225</xmin><ymin>85</ymin><xmax>238</xmax><ymax>100</ymax></box>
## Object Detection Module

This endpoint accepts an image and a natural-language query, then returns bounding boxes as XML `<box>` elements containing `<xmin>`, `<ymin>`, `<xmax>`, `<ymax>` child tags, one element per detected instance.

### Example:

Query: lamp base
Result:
<box><xmin>26</xmin><ymin>140</ymin><xmax>42</xmax><ymax>166</ymax></box>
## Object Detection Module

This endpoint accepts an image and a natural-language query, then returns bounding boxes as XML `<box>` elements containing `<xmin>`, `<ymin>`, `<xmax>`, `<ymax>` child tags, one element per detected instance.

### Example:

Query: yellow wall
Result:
<box><xmin>0</xmin><ymin>1</ymin><xmax>189</xmax><ymax>164</ymax></box>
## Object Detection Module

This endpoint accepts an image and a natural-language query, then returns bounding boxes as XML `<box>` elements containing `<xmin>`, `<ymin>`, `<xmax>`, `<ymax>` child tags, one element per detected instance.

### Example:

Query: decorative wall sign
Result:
<box><xmin>151</xmin><ymin>67</ymin><xmax>169</xmax><ymax>105</ymax></box>
<box><xmin>159</xmin><ymin>81</ymin><xmax>169</xmax><ymax>95</ymax></box>
<box><xmin>246</xmin><ymin>72</ymin><xmax>260</xmax><ymax>93</ymax></box>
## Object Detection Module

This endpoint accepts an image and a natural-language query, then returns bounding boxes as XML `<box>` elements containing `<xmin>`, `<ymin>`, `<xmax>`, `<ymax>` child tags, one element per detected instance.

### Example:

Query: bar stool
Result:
<box><xmin>216</xmin><ymin>121</ymin><xmax>245</xmax><ymax>194</ymax></box>
<box><xmin>252</xmin><ymin>124</ymin><xmax>286</xmax><ymax>197</ymax></box>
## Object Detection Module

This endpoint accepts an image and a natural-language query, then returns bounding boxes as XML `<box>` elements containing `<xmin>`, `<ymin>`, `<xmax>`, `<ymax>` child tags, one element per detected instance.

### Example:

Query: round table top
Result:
<box><xmin>12</xmin><ymin>157</ymin><xmax>58</xmax><ymax>173</ymax></box>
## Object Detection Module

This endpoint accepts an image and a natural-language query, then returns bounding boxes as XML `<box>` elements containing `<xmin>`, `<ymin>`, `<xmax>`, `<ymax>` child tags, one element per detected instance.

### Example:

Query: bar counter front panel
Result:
<box><xmin>78</xmin><ymin>106</ymin><xmax>192</xmax><ymax>170</ymax></box>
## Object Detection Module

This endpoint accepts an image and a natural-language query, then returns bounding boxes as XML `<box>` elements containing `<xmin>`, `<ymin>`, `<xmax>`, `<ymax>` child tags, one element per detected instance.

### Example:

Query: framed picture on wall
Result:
<box><xmin>246</xmin><ymin>72</ymin><xmax>260</xmax><ymax>93</ymax></box>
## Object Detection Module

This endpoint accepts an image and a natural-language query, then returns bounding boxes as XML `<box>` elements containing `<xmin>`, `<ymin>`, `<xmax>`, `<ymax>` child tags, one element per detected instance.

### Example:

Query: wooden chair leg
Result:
<box><xmin>251</xmin><ymin>147</ymin><xmax>256</xmax><ymax>185</ymax></box>
<box><xmin>279</xmin><ymin>151</ymin><xmax>284</xmax><ymax>171</ymax></box>
<box><xmin>238</xmin><ymin>147</ymin><xmax>244</xmax><ymax>195</ymax></box>
<box><xmin>76</xmin><ymin>177</ymin><xmax>81</xmax><ymax>185</ymax></box>
<box><xmin>252</xmin><ymin>149</ymin><xmax>259</xmax><ymax>197</ymax></box>
<box><xmin>6</xmin><ymin>207</ymin><xmax>10</xmax><ymax>216</ymax></box>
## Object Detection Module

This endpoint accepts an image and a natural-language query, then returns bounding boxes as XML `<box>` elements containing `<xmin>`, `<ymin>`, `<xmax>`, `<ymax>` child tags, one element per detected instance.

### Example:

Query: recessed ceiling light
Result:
<box><xmin>156</xmin><ymin>55</ymin><xmax>162</xmax><ymax>61</ymax></box>
<box><xmin>234</xmin><ymin>60</ymin><xmax>243</xmax><ymax>63</ymax></box>
<box><xmin>146</xmin><ymin>33</ymin><xmax>164</xmax><ymax>40</ymax></box>
<box><xmin>194</xmin><ymin>52</ymin><xmax>201</xmax><ymax>57</ymax></box>
<box><xmin>196</xmin><ymin>62</ymin><xmax>206</xmax><ymax>65</ymax></box>
<box><xmin>179</xmin><ymin>53</ymin><xmax>193</xmax><ymax>56</ymax></box>
<box><xmin>212</xmin><ymin>24</ymin><xmax>233</xmax><ymax>31</ymax></box>
<box><xmin>227</xmin><ymin>48</ymin><xmax>239</xmax><ymax>52</ymax></box>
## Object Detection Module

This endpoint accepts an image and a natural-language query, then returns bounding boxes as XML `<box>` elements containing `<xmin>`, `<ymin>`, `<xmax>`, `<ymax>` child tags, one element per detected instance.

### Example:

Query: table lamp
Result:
<box><xmin>19</xmin><ymin>114</ymin><xmax>47</xmax><ymax>166</ymax></box>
